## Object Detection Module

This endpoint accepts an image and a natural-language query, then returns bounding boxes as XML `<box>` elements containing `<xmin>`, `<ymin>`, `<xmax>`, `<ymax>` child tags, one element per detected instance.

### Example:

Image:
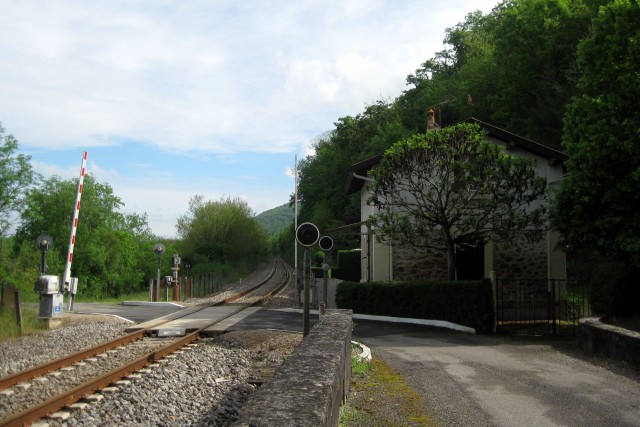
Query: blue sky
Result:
<box><xmin>0</xmin><ymin>0</ymin><xmax>498</xmax><ymax>238</ymax></box>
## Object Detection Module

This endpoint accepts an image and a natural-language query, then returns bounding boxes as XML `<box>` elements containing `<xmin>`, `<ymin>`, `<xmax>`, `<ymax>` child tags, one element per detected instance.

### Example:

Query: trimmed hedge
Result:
<box><xmin>336</xmin><ymin>279</ymin><xmax>494</xmax><ymax>333</ymax></box>
<box><xmin>332</xmin><ymin>249</ymin><xmax>361</xmax><ymax>282</ymax></box>
<box><xmin>310</xmin><ymin>266</ymin><xmax>326</xmax><ymax>279</ymax></box>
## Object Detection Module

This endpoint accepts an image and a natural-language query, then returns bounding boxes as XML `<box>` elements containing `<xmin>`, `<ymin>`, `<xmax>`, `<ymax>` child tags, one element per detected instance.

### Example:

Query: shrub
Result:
<box><xmin>333</xmin><ymin>249</ymin><xmax>361</xmax><ymax>282</ymax></box>
<box><xmin>336</xmin><ymin>279</ymin><xmax>493</xmax><ymax>332</ymax></box>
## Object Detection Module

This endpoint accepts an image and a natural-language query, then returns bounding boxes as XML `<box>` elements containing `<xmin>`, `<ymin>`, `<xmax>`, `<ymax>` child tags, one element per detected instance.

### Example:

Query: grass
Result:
<box><xmin>340</xmin><ymin>349</ymin><xmax>439</xmax><ymax>427</ymax></box>
<box><xmin>0</xmin><ymin>306</ymin><xmax>48</xmax><ymax>341</ymax></box>
<box><xmin>0</xmin><ymin>289</ymin><xmax>153</xmax><ymax>343</ymax></box>
<box><xmin>72</xmin><ymin>290</ymin><xmax>151</xmax><ymax>304</ymax></box>
<box><xmin>351</xmin><ymin>343</ymin><xmax>372</xmax><ymax>375</ymax></box>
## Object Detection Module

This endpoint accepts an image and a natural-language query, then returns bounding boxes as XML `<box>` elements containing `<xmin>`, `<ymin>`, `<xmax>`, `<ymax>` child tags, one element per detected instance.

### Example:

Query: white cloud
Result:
<box><xmin>1</xmin><ymin>0</ymin><xmax>499</xmax><ymax>156</ymax></box>
<box><xmin>1</xmin><ymin>0</ymin><xmax>500</xmax><ymax>236</ymax></box>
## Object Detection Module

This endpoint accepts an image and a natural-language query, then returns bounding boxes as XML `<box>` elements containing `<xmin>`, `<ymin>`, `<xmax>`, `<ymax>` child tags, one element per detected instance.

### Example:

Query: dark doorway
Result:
<box><xmin>456</xmin><ymin>240</ymin><xmax>485</xmax><ymax>280</ymax></box>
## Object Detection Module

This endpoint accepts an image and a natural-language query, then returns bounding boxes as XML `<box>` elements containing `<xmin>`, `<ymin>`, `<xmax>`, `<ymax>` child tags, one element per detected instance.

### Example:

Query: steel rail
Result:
<box><xmin>256</xmin><ymin>260</ymin><xmax>291</xmax><ymax>303</ymax></box>
<box><xmin>0</xmin><ymin>330</ymin><xmax>146</xmax><ymax>391</ymax></box>
<box><xmin>0</xmin><ymin>259</ymin><xmax>290</xmax><ymax>425</ymax></box>
<box><xmin>0</xmin><ymin>331</ymin><xmax>199</xmax><ymax>427</ymax></box>
<box><xmin>126</xmin><ymin>259</ymin><xmax>280</xmax><ymax>332</ymax></box>
<box><xmin>220</xmin><ymin>260</ymin><xmax>278</xmax><ymax>304</ymax></box>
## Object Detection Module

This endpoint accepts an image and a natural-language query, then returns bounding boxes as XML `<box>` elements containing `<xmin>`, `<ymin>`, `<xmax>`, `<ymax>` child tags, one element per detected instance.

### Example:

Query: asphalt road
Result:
<box><xmin>353</xmin><ymin>322</ymin><xmax>640</xmax><ymax>427</ymax></box>
<box><xmin>71</xmin><ymin>302</ymin><xmax>184</xmax><ymax>323</ymax></box>
<box><xmin>69</xmin><ymin>303</ymin><xmax>640</xmax><ymax>426</ymax></box>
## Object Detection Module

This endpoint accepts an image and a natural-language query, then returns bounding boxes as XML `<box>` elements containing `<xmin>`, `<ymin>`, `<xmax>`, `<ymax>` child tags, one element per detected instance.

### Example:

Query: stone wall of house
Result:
<box><xmin>494</xmin><ymin>233</ymin><xmax>547</xmax><ymax>279</ymax></box>
<box><xmin>392</xmin><ymin>245</ymin><xmax>449</xmax><ymax>281</ymax></box>
<box><xmin>390</xmin><ymin>233</ymin><xmax>549</xmax><ymax>282</ymax></box>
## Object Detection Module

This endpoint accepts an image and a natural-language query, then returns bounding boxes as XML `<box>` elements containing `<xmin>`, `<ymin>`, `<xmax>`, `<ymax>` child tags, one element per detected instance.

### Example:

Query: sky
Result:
<box><xmin>0</xmin><ymin>0</ymin><xmax>499</xmax><ymax>238</ymax></box>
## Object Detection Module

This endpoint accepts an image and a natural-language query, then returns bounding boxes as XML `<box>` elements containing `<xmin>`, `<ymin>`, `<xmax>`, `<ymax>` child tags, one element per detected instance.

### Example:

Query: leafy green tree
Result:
<box><xmin>555</xmin><ymin>0</ymin><xmax>640</xmax><ymax>265</ymax></box>
<box><xmin>296</xmin><ymin>100</ymin><xmax>411</xmax><ymax>250</ymax></box>
<box><xmin>14</xmin><ymin>174</ymin><xmax>155</xmax><ymax>298</ymax></box>
<box><xmin>0</xmin><ymin>122</ymin><xmax>38</xmax><ymax>237</ymax></box>
<box><xmin>369</xmin><ymin>123</ymin><xmax>548</xmax><ymax>279</ymax></box>
<box><xmin>400</xmin><ymin>1</ymin><xmax>600</xmax><ymax>148</ymax></box>
<box><xmin>487</xmin><ymin>0</ymin><xmax>596</xmax><ymax>147</ymax></box>
<box><xmin>176</xmin><ymin>195</ymin><xmax>270</xmax><ymax>275</ymax></box>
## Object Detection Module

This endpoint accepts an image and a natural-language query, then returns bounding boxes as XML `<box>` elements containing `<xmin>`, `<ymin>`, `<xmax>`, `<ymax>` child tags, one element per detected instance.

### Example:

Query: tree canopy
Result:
<box><xmin>369</xmin><ymin>123</ymin><xmax>548</xmax><ymax>279</ymax></box>
<box><xmin>291</xmin><ymin>0</ymin><xmax>604</xmax><ymax>261</ymax></box>
<box><xmin>0</xmin><ymin>122</ymin><xmax>38</xmax><ymax>237</ymax></box>
<box><xmin>176</xmin><ymin>195</ymin><xmax>270</xmax><ymax>275</ymax></box>
<box><xmin>554</xmin><ymin>0</ymin><xmax>640</xmax><ymax>265</ymax></box>
<box><xmin>14</xmin><ymin>174</ymin><xmax>156</xmax><ymax>297</ymax></box>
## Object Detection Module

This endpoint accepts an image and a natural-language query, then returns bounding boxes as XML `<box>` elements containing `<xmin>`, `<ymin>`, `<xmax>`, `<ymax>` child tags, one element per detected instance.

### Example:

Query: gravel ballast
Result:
<box><xmin>1</xmin><ymin>260</ymin><xmax>302</xmax><ymax>426</ymax></box>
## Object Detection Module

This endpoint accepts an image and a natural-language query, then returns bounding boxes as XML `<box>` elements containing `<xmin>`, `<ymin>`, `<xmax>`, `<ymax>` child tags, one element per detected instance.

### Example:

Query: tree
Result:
<box><xmin>295</xmin><ymin>100</ymin><xmax>411</xmax><ymax>253</ymax></box>
<box><xmin>15</xmin><ymin>174</ymin><xmax>155</xmax><ymax>297</ymax></box>
<box><xmin>369</xmin><ymin>123</ymin><xmax>548</xmax><ymax>279</ymax></box>
<box><xmin>176</xmin><ymin>195</ymin><xmax>270</xmax><ymax>275</ymax></box>
<box><xmin>481</xmin><ymin>0</ymin><xmax>599</xmax><ymax>148</ymax></box>
<box><xmin>554</xmin><ymin>0</ymin><xmax>640</xmax><ymax>265</ymax></box>
<box><xmin>0</xmin><ymin>122</ymin><xmax>37</xmax><ymax>237</ymax></box>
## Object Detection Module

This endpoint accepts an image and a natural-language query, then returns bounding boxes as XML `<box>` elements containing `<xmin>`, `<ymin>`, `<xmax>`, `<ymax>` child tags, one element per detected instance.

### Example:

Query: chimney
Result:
<box><xmin>427</xmin><ymin>108</ymin><xmax>439</xmax><ymax>132</ymax></box>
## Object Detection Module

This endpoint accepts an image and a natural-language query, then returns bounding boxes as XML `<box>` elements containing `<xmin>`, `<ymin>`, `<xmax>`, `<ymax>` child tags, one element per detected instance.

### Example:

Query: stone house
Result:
<box><xmin>344</xmin><ymin>116</ymin><xmax>568</xmax><ymax>283</ymax></box>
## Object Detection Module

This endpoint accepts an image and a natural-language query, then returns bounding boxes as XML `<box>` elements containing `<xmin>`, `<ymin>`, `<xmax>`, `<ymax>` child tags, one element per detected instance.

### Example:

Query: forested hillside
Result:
<box><xmin>255</xmin><ymin>204</ymin><xmax>294</xmax><ymax>236</ymax></box>
<box><xmin>291</xmin><ymin>0</ymin><xmax>640</xmax><ymax>316</ymax></box>
<box><xmin>294</xmin><ymin>0</ymin><xmax>612</xmax><ymax>244</ymax></box>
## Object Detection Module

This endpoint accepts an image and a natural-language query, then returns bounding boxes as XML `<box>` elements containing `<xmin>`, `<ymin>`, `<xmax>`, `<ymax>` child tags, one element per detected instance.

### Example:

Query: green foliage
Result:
<box><xmin>12</xmin><ymin>174</ymin><xmax>156</xmax><ymax>299</ymax></box>
<box><xmin>554</xmin><ymin>0</ymin><xmax>640</xmax><ymax>267</ymax></box>
<box><xmin>0</xmin><ymin>122</ymin><xmax>38</xmax><ymax>237</ymax></box>
<box><xmin>336</xmin><ymin>279</ymin><xmax>493</xmax><ymax>332</ymax></box>
<box><xmin>370</xmin><ymin>123</ymin><xmax>548</xmax><ymax>279</ymax></box>
<box><xmin>297</xmin><ymin>100</ymin><xmax>410</xmax><ymax>247</ymax></box>
<box><xmin>333</xmin><ymin>249</ymin><xmax>361</xmax><ymax>282</ymax></box>
<box><xmin>176</xmin><ymin>195</ymin><xmax>271</xmax><ymax>276</ymax></box>
<box><xmin>272</xmin><ymin>223</ymin><xmax>296</xmax><ymax>266</ymax></box>
<box><xmin>486</xmin><ymin>0</ymin><xmax>594</xmax><ymax>147</ymax></box>
<box><xmin>293</xmin><ymin>1</ymin><xmax>605</xmax><ymax>283</ymax></box>
<box><xmin>568</xmin><ymin>252</ymin><xmax>640</xmax><ymax>317</ymax></box>
<box><xmin>351</xmin><ymin>346</ymin><xmax>372</xmax><ymax>375</ymax></box>
<box><xmin>0</xmin><ymin>283</ymin><xmax>47</xmax><ymax>340</ymax></box>
<box><xmin>255</xmin><ymin>203</ymin><xmax>294</xmax><ymax>236</ymax></box>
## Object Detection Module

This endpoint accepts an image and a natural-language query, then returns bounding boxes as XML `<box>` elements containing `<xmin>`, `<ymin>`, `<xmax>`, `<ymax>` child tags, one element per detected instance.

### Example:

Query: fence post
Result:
<box><xmin>1</xmin><ymin>281</ymin><xmax>6</xmax><ymax>309</ymax></box>
<box><xmin>551</xmin><ymin>279</ymin><xmax>557</xmax><ymax>336</ymax></box>
<box><xmin>14</xmin><ymin>290</ymin><xmax>23</xmax><ymax>336</ymax></box>
<box><xmin>490</xmin><ymin>271</ymin><xmax>497</xmax><ymax>334</ymax></box>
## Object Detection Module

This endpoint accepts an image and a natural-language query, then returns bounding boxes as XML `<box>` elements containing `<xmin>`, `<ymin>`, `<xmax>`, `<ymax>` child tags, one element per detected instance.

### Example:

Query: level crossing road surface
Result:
<box><xmin>70</xmin><ymin>303</ymin><xmax>640</xmax><ymax>426</ymax></box>
<box><xmin>72</xmin><ymin>302</ymin><xmax>185</xmax><ymax>324</ymax></box>
<box><xmin>70</xmin><ymin>302</ymin><xmax>321</xmax><ymax>333</ymax></box>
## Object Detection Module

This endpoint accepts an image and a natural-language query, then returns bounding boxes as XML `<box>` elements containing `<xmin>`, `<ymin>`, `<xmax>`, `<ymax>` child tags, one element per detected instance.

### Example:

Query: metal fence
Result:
<box><xmin>495</xmin><ymin>278</ymin><xmax>591</xmax><ymax>336</ymax></box>
<box><xmin>149</xmin><ymin>275</ymin><xmax>224</xmax><ymax>302</ymax></box>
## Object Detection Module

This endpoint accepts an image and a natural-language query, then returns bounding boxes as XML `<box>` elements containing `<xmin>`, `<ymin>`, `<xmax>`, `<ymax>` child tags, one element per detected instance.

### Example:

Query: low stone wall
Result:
<box><xmin>578</xmin><ymin>317</ymin><xmax>640</xmax><ymax>366</ymax></box>
<box><xmin>232</xmin><ymin>309</ymin><xmax>353</xmax><ymax>427</ymax></box>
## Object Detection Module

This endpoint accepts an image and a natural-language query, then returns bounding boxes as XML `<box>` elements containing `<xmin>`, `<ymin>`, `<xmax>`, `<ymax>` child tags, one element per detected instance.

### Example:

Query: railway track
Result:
<box><xmin>0</xmin><ymin>258</ymin><xmax>292</xmax><ymax>426</ymax></box>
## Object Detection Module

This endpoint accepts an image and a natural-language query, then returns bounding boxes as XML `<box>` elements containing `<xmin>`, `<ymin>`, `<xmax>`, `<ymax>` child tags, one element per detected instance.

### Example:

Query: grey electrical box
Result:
<box><xmin>35</xmin><ymin>275</ymin><xmax>60</xmax><ymax>294</ymax></box>
<box><xmin>39</xmin><ymin>293</ymin><xmax>63</xmax><ymax>318</ymax></box>
<box><xmin>68</xmin><ymin>277</ymin><xmax>79</xmax><ymax>295</ymax></box>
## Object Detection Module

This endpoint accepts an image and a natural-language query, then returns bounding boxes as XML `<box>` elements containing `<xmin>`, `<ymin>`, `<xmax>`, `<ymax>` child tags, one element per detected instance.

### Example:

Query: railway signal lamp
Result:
<box><xmin>35</xmin><ymin>234</ymin><xmax>52</xmax><ymax>274</ymax></box>
<box><xmin>318</xmin><ymin>236</ymin><xmax>333</xmax><ymax>311</ymax></box>
<box><xmin>295</xmin><ymin>222</ymin><xmax>321</xmax><ymax>337</ymax></box>
<box><xmin>296</xmin><ymin>222</ymin><xmax>319</xmax><ymax>247</ymax></box>
<box><xmin>34</xmin><ymin>234</ymin><xmax>63</xmax><ymax>319</ymax></box>
<box><xmin>318</xmin><ymin>236</ymin><xmax>333</xmax><ymax>251</ymax></box>
<box><xmin>153</xmin><ymin>243</ymin><xmax>165</xmax><ymax>302</ymax></box>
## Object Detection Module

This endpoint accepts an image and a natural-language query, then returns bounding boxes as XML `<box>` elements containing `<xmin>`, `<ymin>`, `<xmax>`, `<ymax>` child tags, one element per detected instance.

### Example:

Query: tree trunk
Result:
<box><xmin>446</xmin><ymin>235</ymin><xmax>456</xmax><ymax>280</ymax></box>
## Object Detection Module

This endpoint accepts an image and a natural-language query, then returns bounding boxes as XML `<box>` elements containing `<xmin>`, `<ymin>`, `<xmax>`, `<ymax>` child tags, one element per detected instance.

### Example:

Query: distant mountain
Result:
<box><xmin>255</xmin><ymin>203</ymin><xmax>295</xmax><ymax>236</ymax></box>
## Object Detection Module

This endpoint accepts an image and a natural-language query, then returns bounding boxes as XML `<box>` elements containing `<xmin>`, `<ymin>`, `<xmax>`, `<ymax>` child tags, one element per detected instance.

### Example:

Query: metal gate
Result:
<box><xmin>495</xmin><ymin>278</ymin><xmax>591</xmax><ymax>336</ymax></box>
